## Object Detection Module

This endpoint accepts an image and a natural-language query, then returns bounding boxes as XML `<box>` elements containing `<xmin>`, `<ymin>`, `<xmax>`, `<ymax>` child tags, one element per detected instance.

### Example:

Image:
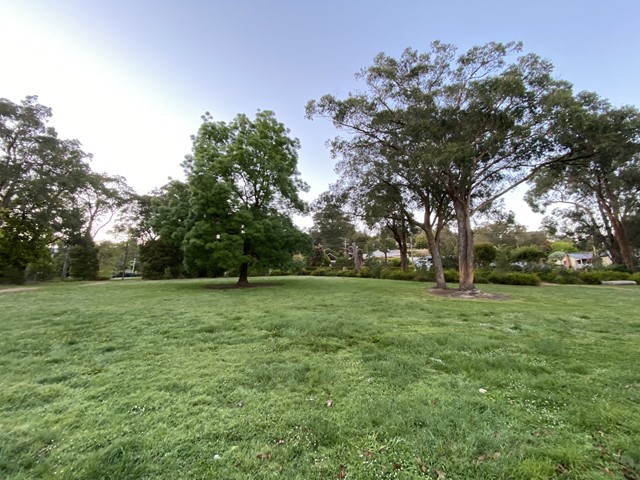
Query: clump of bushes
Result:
<box><xmin>444</xmin><ymin>269</ymin><xmax>459</xmax><ymax>282</ymax></box>
<box><xmin>629</xmin><ymin>272</ymin><xmax>640</xmax><ymax>284</ymax></box>
<box><xmin>579</xmin><ymin>270</ymin><xmax>631</xmax><ymax>285</ymax></box>
<box><xmin>487</xmin><ymin>272</ymin><xmax>541</xmax><ymax>286</ymax></box>
<box><xmin>380</xmin><ymin>268</ymin><xmax>416</xmax><ymax>281</ymax></box>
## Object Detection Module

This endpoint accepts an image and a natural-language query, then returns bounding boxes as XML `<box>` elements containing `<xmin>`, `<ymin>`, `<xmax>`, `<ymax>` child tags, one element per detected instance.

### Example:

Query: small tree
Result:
<box><xmin>474</xmin><ymin>242</ymin><xmax>497</xmax><ymax>268</ymax></box>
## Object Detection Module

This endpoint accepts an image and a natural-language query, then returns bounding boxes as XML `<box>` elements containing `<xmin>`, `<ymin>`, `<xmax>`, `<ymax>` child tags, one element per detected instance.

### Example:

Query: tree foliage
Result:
<box><xmin>183</xmin><ymin>110</ymin><xmax>309</xmax><ymax>285</ymax></box>
<box><xmin>528</xmin><ymin>93</ymin><xmax>640</xmax><ymax>270</ymax></box>
<box><xmin>308</xmin><ymin>41</ymin><xmax>576</xmax><ymax>290</ymax></box>
<box><xmin>0</xmin><ymin>96</ymin><xmax>134</xmax><ymax>282</ymax></box>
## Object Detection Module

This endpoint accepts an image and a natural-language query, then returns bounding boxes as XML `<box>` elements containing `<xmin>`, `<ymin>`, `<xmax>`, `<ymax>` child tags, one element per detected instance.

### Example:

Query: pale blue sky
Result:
<box><xmin>2</xmin><ymin>0</ymin><xmax>639</xmax><ymax>230</ymax></box>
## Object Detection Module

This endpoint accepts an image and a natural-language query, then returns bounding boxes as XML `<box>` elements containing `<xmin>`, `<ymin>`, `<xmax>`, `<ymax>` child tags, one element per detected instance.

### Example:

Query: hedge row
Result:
<box><xmin>289</xmin><ymin>267</ymin><xmax>543</xmax><ymax>286</ymax></box>
<box><xmin>272</xmin><ymin>266</ymin><xmax>638</xmax><ymax>286</ymax></box>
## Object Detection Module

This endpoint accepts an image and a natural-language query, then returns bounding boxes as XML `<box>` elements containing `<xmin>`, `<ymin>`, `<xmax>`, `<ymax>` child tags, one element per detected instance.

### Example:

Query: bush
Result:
<box><xmin>334</xmin><ymin>269</ymin><xmax>357</xmax><ymax>277</ymax></box>
<box><xmin>579</xmin><ymin>270</ymin><xmax>631</xmax><ymax>284</ymax></box>
<box><xmin>473</xmin><ymin>269</ymin><xmax>491</xmax><ymax>284</ymax></box>
<box><xmin>309</xmin><ymin>267</ymin><xmax>330</xmax><ymax>276</ymax></box>
<box><xmin>606</xmin><ymin>263</ymin><xmax>632</xmax><ymax>273</ymax></box>
<box><xmin>380</xmin><ymin>268</ymin><xmax>416</xmax><ymax>281</ymax></box>
<box><xmin>268</xmin><ymin>269</ymin><xmax>291</xmax><ymax>276</ymax></box>
<box><xmin>629</xmin><ymin>272</ymin><xmax>640</xmax><ymax>284</ymax></box>
<box><xmin>387</xmin><ymin>258</ymin><xmax>403</xmax><ymax>268</ymax></box>
<box><xmin>487</xmin><ymin>272</ymin><xmax>541</xmax><ymax>286</ymax></box>
<box><xmin>444</xmin><ymin>269</ymin><xmax>459</xmax><ymax>282</ymax></box>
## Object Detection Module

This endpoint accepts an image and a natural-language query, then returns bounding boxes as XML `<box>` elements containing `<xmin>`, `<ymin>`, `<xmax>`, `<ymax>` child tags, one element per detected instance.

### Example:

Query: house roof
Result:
<box><xmin>567</xmin><ymin>252</ymin><xmax>593</xmax><ymax>260</ymax></box>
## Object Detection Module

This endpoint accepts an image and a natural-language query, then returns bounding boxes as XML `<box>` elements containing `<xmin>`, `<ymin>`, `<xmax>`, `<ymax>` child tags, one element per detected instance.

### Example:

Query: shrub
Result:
<box><xmin>579</xmin><ymin>270</ymin><xmax>631</xmax><ymax>284</ymax></box>
<box><xmin>473</xmin><ymin>269</ymin><xmax>491</xmax><ymax>284</ymax></box>
<box><xmin>629</xmin><ymin>272</ymin><xmax>640</xmax><ymax>284</ymax></box>
<box><xmin>334</xmin><ymin>269</ymin><xmax>357</xmax><ymax>277</ymax></box>
<box><xmin>268</xmin><ymin>269</ymin><xmax>291</xmax><ymax>276</ymax></box>
<box><xmin>380</xmin><ymin>268</ymin><xmax>416</xmax><ymax>281</ymax></box>
<box><xmin>309</xmin><ymin>267</ymin><xmax>330</xmax><ymax>276</ymax></box>
<box><xmin>488</xmin><ymin>272</ymin><xmax>541</xmax><ymax>286</ymax></box>
<box><xmin>387</xmin><ymin>258</ymin><xmax>403</xmax><ymax>268</ymax></box>
<box><xmin>606</xmin><ymin>263</ymin><xmax>632</xmax><ymax>273</ymax></box>
<box><xmin>444</xmin><ymin>269</ymin><xmax>459</xmax><ymax>282</ymax></box>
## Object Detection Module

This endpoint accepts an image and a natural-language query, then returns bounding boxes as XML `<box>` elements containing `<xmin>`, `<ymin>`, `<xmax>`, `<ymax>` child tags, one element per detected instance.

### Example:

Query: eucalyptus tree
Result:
<box><xmin>184</xmin><ymin>110</ymin><xmax>308</xmax><ymax>286</ymax></box>
<box><xmin>528</xmin><ymin>93</ymin><xmax>640</xmax><ymax>270</ymax></box>
<box><xmin>308</xmin><ymin>41</ymin><xmax>577</xmax><ymax>291</ymax></box>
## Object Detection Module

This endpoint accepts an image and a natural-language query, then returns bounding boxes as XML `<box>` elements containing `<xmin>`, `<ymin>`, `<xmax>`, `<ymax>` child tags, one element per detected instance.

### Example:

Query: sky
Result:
<box><xmin>2</xmin><ymin>0</ymin><xmax>640</xmax><ymax>233</ymax></box>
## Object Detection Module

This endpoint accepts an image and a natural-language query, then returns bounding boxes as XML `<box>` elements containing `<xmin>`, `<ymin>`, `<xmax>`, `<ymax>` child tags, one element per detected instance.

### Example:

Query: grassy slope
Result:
<box><xmin>0</xmin><ymin>278</ymin><xmax>639</xmax><ymax>479</ymax></box>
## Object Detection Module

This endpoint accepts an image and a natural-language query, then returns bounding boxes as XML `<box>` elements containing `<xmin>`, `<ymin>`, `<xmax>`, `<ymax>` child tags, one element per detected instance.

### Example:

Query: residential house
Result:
<box><xmin>563</xmin><ymin>252</ymin><xmax>612</xmax><ymax>269</ymax></box>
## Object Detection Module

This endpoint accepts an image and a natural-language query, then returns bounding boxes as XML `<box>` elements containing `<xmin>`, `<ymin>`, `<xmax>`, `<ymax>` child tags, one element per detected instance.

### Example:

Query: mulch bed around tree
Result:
<box><xmin>204</xmin><ymin>282</ymin><xmax>284</xmax><ymax>290</ymax></box>
<box><xmin>428</xmin><ymin>288</ymin><xmax>511</xmax><ymax>300</ymax></box>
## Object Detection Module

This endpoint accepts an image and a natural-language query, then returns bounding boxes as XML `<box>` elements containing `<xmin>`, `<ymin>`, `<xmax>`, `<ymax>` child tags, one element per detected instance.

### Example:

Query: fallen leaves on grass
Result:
<box><xmin>336</xmin><ymin>464</ymin><xmax>346</xmax><ymax>478</ymax></box>
<box><xmin>325</xmin><ymin>399</ymin><xmax>334</xmax><ymax>407</ymax></box>
<box><xmin>256</xmin><ymin>452</ymin><xmax>272</xmax><ymax>460</ymax></box>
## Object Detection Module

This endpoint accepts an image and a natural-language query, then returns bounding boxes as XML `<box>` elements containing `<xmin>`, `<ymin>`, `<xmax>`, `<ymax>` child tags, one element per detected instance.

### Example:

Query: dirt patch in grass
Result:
<box><xmin>429</xmin><ymin>288</ymin><xmax>511</xmax><ymax>300</ymax></box>
<box><xmin>0</xmin><ymin>287</ymin><xmax>39</xmax><ymax>294</ymax></box>
<box><xmin>204</xmin><ymin>282</ymin><xmax>284</xmax><ymax>290</ymax></box>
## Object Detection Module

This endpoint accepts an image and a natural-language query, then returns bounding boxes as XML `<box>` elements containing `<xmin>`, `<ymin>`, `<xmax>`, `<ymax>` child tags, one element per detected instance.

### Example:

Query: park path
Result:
<box><xmin>0</xmin><ymin>287</ymin><xmax>40</xmax><ymax>294</ymax></box>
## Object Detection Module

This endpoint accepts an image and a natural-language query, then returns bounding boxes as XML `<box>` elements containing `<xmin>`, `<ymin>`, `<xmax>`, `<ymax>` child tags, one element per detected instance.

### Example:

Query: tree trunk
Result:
<box><xmin>611</xmin><ymin>217</ymin><xmax>635</xmax><ymax>271</ymax></box>
<box><xmin>399</xmin><ymin>241</ymin><xmax>408</xmax><ymax>271</ymax></box>
<box><xmin>237</xmin><ymin>262</ymin><xmax>250</xmax><ymax>286</ymax></box>
<box><xmin>454</xmin><ymin>199</ymin><xmax>475</xmax><ymax>292</ymax></box>
<box><xmin>237</xmin><ymin>238</ymin><xmax>251</xmax><ymax>286</ymax></box>
<box><xmin>424</xmin><ymin>226</ymin><xmax>446</xmax><ymax>289</ymax></box>
<box><xmin>61</xmin><ymin>245</ymin><xmax>70</xmax><ymax>279</ymax></box>
<box><xmin>597</xmin><ymin>190</ymin><xmax>635</xmax><ymax>271</ymax></box>
<box><xmin>352</xmin><ymin>242</ymin><xmax>362</xmax><ymax>272</ymax></box>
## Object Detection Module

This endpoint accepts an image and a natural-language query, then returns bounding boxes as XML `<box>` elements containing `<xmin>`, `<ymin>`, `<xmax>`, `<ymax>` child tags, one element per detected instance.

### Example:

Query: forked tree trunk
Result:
<box><xmin>454</xmin><ymin>199</ymin><xmax>475</xmax><ymax>292</ymax></box>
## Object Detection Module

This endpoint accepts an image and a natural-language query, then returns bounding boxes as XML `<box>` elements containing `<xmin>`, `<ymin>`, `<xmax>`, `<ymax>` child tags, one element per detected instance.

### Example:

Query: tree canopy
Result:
<box><xmin>307</xmin><ymin>41</ymin><xmax>615</xmax><ymax>289</ymax></box>
<box><xmin>0</xmin><ymin>96</ymin><xmax>133</xmax><ymax>281</ymax></box>
<box><xmin>182</xmin><ymin>110</ymin><xmax>309</xmax><ymax>285</ymax></box>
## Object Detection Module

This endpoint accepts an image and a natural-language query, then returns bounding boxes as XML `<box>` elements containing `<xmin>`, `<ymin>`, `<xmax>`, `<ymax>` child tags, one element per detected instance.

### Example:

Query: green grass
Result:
<box><xmin>1</xmin><ymin>277</ymin><xmax>639</xmax><ymax>479</ymax></box>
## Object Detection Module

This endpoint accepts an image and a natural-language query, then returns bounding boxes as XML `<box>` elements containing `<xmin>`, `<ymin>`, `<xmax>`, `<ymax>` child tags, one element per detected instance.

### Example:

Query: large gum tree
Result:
<box><xmin>307</xmin><ymin>41</ymin><xmax>580</xmax><ymax>291</ymax></box>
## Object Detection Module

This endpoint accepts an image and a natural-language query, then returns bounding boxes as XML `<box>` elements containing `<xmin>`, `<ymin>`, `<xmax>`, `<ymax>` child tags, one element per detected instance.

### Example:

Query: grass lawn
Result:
<box><xmin>1</xmin><ymin>277</ymin><xmax>639</xmax><ymax>479</ymax></box>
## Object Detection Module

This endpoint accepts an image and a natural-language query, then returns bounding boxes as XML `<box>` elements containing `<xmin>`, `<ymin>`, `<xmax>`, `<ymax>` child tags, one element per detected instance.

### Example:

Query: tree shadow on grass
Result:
<box><xmin>204</xmin><ymin>282</ymin><xmax>284</xmax><ymax>290</ymax></box>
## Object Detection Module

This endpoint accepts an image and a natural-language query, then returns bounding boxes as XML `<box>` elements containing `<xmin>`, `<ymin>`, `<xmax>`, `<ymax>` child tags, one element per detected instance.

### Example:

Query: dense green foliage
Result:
<box><xmin>1</xmin><ymin>278</ymin><xmax>639</xmax><ymax>479</ymax></box>
<box><xmin>0</xmin><ymin>96</ymin><xmax>132</xmax><ymax>282</ymax></box>
<box><xmin>143</xmin><ymin>111</ymin><xmax>310</xmax><ymax>285</ymax></box>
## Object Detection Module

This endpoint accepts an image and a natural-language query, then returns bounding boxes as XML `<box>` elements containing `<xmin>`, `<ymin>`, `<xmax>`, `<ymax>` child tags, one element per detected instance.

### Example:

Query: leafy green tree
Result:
<box><xmin>308</xmin><ymin>42</ymin><xmax>575</xmax><ymax>291</ymax></box>
<box><xmin>309</xmin><ymin>191</ymin><xmax>356</xmax><ymax>251</ymax></box>
<box><xmin>0</xmin><ymin>96</ymin><xmax>96</xmax><ymax>280</ymax></box>
<box><xmin>139</xmin><ymin>238</ymin><xmax>184</xmax><ymax>279</ymax></box>
<box><xmin>184</xmin><ymin>110</ymin><xmax>308</xmax><ymax>286</ymax></box>
<box><xmin>474</xmin><ymin>242</ymin><xmax>497</xmax><ymax>268</ymax></box>
<box><xmin>549</xmin><ymin>241</ymin><xmax>578</xmax><ymax>253</ymax></box>
<box><xmin>510</xmin><ymin>245</ymin><xmax>547</xmax><ymax>264</ymax></box>
<box><xmin>68</xmin><ymin>235</ymin><xmax>99</xmax><ymax>280</ymax></box>
<box><xmin>473</xmin><ymin>211</ymin><xmax>527</xmax><ymax>249</ymax></box>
